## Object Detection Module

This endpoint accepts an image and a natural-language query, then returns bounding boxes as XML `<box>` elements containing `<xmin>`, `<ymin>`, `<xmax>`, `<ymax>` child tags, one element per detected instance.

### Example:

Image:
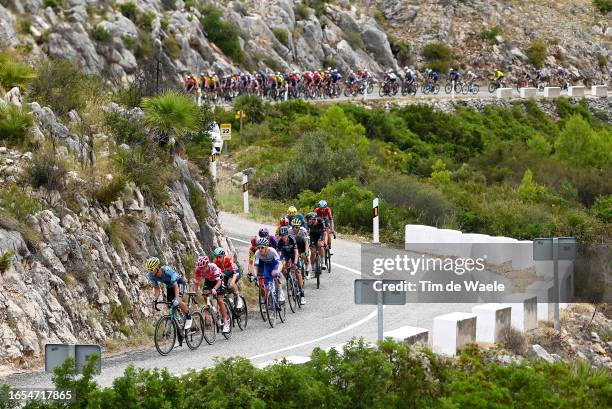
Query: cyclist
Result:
<box><xmin>275</xmin><ymin>217</ymin><xmax>290</xmax><ymax>238</ymax></box>
<box><xmin>314</xmin><ymin>199</ymin><xmax>334</xmax><ymax>253</ymax></box>
<box><xmin>145</xmin><ymin>257</ymin><xmax>192</xmax><ymax>330</ymax></box>
<box><xmin>184</xmin><ymin>74</ymin><xmax>197</xmax><ymax>94</ymax></box>
<box><xmin>493</xmin><ymin>68</ymin><xmax>505</xmax><ymax>85</ymax></box>
<box><xmin>449</xmin><ymin>67</ymin><xmax>461</xmax><ymax>82</ymax></box>
<box><xmin>466</xmin><ymin>70</ymin><xmax>478</xmax><ymax>83</ymax></box>
<box><xmin>427</xmin><ymin>68</ymin><xmax>440</xmax><ymax>84</ymax></box>
<box><xmin>194</xmin><ymin>255</ymin><xmax>230</xmax><ymax>333</ymax></box>
<box><xmin>247</xmin><ymin>237</ymin><xmax>258</xmax><ymax>277</ymax></box>
<box><xmin>278</xmin><ymin>226</ymin><xmax>305</xmax><ymax>304</ymax></box>
<box><xmin>254</xmin><ymin>237</ymin><xmax>285</xmax><ymax>307</ymax></box>
<box><xmin>383</xmin><ymin>69</ymin><xmax>397</xmax><ymax>89</ymax></box>
<box><xmin>213</xmin><ymin>247</ymin><xmax>244</xmax><ymax>310</ymax></box>
<box><xmin>285</xmin><ymin>206</ymin><xmax>306</xmax><ymax>228</ymax></box>
<box><xmin>305</xmin><ymin>212</ymin><xmax>327</xmax><ymax>274</ymax></box>
<box><xmin>404</xmin><ymin>65</ymin><xmax>415</xmax><ymax>84</ymax></box>
<box><xmin>258</xmin><ymin>227</ymin><xmax>278</xmax><ymax>249</ymax></box>
<box><xmin>289</xmin><ymin>218</ymin><xmax>310</xmax><ymax>284</ymax></box>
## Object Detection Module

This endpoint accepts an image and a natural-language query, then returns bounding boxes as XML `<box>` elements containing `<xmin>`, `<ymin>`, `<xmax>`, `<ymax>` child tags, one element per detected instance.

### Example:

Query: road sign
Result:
<box><xmin>235</xmin><ymin>111</ymin><xmax>247</xmax><ymax>119</ymax></box>
<box><xmin>45</xmin><ymin>344</ymin><xmax>101</xmax><ymax>374</ymax></box>
<box><xmin>354</xmin><ymin>279</ymin><xmax>406</xmax><ymax>305</ymax></box>
<box><xmin>220</xmin><ymin>123</ymin><xmax>232</xmax><ymax>140</ymax></box>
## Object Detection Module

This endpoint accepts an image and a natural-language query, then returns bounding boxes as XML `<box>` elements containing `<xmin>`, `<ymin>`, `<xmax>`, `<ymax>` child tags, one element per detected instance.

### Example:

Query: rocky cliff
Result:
<box><xmin>0</xmin><ymin>87</ymin><xmax>233</xmax><ymax>368</ymax></box>
<box><xmin>0</xmin><ymin>1</ymin><xmax>609</xmax><ymax>85</ymax></box>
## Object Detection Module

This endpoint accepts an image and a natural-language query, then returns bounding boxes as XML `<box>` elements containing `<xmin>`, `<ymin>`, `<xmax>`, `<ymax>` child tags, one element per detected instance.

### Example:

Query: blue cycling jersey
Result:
<box><xmin>147</xmin><ymin>266</ymin><xmax>182</xmax><ymax>289</ymax></box>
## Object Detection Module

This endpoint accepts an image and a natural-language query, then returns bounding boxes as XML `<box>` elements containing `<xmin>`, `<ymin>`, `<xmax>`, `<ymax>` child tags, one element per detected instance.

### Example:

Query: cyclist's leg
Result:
<box><xmin>318</xmin><ymin>239</ymin><xmax>326</xmax><ymax>269</ymax></box>
<box><xmin>308</xmin><ymin>236</ymin><xmax>317</xmax><ymax>272</ymax></box>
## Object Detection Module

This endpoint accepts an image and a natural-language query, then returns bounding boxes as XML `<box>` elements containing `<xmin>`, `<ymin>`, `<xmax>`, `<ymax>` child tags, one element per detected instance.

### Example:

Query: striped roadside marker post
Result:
<box><xmin>243</xmin><ymin>174</ymin><xmax>249</xmax><ymax>213</ymax></box>
<box><xmin>210</xmin><ymin>154</ymin><xmax>217</xmax><ymax>182</ymax></box>
<box><xmin>373</xmin><ymin>197</ymin><xmax>379</xmax><ymax>244</ymax></box>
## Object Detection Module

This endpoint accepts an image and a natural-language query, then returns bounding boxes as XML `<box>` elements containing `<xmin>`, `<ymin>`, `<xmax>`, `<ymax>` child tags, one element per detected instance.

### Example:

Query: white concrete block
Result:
<box><xmin>496</xmin><ymin>88</ymin><xmax>513</xmax><ymax>99</ymax></box>
<box><xmin>463</xmin><ymin>234</ymin><xmax>492</xmax><ymax>260</ymax></box>
<box><xmin>384</xmin><ymin>326</ymin><xmax>429</xmax><ymax>345</ymax></box>
<box><xmin>472</xmin><ymin>304</ymin><xmax>512</xmax><ymax>343</ymax></box>
<box><xmin>592</xmin><ymin>85</ymin><xmax>608</xmax><ymax>97</ymax></box>
<box><xmin>404</xmin><ymin>224</ymin><xmax>439</xmax><ymax>253</ymax></box>
<box><xmin>512</xmin><ymin>240</ymin><xmax>534</xmax><ymax>270</ymax></box>
<box><xmin>433</xmin><ymin>229</ymin><xmax>471</xmax><ymax>258</ymax></box>
<box><xmin>433</xmin><ymin>312</ymin><xmax>477</xmax><ymax>356</ymax></box>
<box><xmin>519</xmin><ymin>87</ymin><xmax>537</xmax><ymax>98</ymax></box>
<box><xmin>486</xmin><ymin>237</ymin><xmax>518</xmax><ymax>265</ymax></box>
<box><xmin>544</xmin><ymin>87</ymin><xmax>561</xmax><ymax>98</ymax></box>
<box><xmin>504</xmin><ymin>294</ymin><xmax>538</xmax><ymax>332</ymax></box>
<box><xmin>568</xmin><ymin>86</ymin><xmax>585</xmax><ymax>97</ymax></box>
<box><xmin>535</xmin><ymin>260</ymin><xmax>574</xmax><ymax>279</ymax></box>
<box><xmin>527</xmin><ymin>280</ymin><xmax>554</xmax><ymax>321</ymax></box>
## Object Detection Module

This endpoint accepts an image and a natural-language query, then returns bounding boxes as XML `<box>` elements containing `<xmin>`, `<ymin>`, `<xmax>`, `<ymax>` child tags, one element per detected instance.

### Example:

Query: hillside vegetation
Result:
<box><xmin>221</xmin><ymin>97</ymin><xmax>611</xmax><ymax>244</ymax></box>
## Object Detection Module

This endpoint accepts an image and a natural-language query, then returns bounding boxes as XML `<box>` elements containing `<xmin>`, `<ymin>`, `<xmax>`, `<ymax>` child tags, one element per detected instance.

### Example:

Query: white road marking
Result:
<box><xmin>229</xmin><ymin>236</ymin><xmax>362</xmax><ymax>276</ymax></box>
<box><xmin>247</xmin><ymin>306</ymin><xmax>385</xmax><ymax>361</ymax></box>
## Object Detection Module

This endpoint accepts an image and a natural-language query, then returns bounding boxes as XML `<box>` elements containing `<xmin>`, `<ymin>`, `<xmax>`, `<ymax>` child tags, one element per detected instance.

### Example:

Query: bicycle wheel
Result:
<box><xmin>185</xmin><ymin>311</ymin><xmax>205</xmax><ymax>350</ymax></box>
<box><xmin>378</xmin><ymin>85</ymin><xmax>386</xmax><ymax>97</ymax></box>
<box><xmin>202</xmin><ymin>309</ymin><xmax>216</xmax><ymax>345</ymax></box>
<box><xmin>315</xmin><ymin>254</ymin><xmax>321</xmax><ymax>289</ymax></box>
<box><xmin>367</xmin><ymin>82</ymin><xmax>374</xmax><ymax>94</ymax></box>
<box><xmin>154</xmin><ymin>316</ymin><xmax>176</xmax><ymax>356</ymax></box>
<box><xmin>433</xmin><ymin>84</ymin><xmax>440</xmax><ymax>94</ymax></box>
<box><xmin>455</xmin><ymin>82</ymin><xmax>463</xmax><ymax>93</ymax></box>
<box><xmin>286</xmin><ymin>273</ymin><xmax>297</xmax><ymax>313</ymax></box>
<box><xmin>222</xmin><ymin>300</ymin><xmax>233</xmax><ymax>339</ymax></box>
<box><xmin>444</xmin><ymin>82</ymin><xmax>452</xmax><ymax>94</ymax></box>
<box><xmin>472</xmin><ymin>84</ymin><xmax>479</xmax><ymax>94</ymax></box>
<box><xmin>325</xmin><ymin>247</ymin><xmax>332</xmax><ymax>274</ymax></box>
<box><xmin>265</xmin><ymin>289</ymin><xmax>276</xmax><ymax>328</ymax></box>
<box><xmin>488</xmin><ymin>82</ymin><xmax>496</xmax><ymax>93</ymax></box>
<box><xmin>421</xmin><ymin>83</ymin><xmax>429</xmax><ymax>95</ymax></box>
<box><xmin>234</xmin><ymin>295</ymin><xmax>248</xmax><ymax>330</ymax></box>
<box><xmin>277</xmin><ymin>284</ymin><xmax>287</xmax><ymax>323</ymax></box>
<box><xmin>258</xmin><ymin>283</ymin><xmax>267</xmax><ymax>322</ymax></box>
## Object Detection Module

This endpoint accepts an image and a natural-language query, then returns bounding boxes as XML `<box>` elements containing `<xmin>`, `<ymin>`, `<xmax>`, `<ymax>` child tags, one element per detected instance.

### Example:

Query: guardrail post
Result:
<box><xmin>373</xmin><ymin>197</ymin><xmax>379</xmax><ymax>244</ymax></box>
<box><xmin>210</xmin><ymin>154</ymin><xmax>217</xmax><ymax>182</ymax></box>
<box><xmin>242</xmin><ymin>174</ymin><xmax>249</xmax><ymax>213</ymax></box>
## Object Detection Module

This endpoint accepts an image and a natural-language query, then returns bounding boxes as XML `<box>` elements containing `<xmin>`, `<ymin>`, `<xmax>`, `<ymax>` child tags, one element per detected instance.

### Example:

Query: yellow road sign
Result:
<box><xmin>220</xmin><ymin>123</ymin><xmax>232</xmax><ymax>140</ymax></box>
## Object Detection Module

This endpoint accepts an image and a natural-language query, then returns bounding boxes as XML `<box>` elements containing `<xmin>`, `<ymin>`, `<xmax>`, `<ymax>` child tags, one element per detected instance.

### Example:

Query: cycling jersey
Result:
<box><xmin>277</xmin><ymin>236</ymin><xmax>297</xmax><ymax>261</ymax></box>
<box><xmin>314</xmin><ymin>207</ymin><xmax>333</xmax><ymax>224</ymax></box>
<box><xmin>450</xmin><ymin>70</ymin><xmax>461</xmax><ymax>81</ymax></box>
<box><xmin>266</xmin><ymin>235</ymin><xmax>278</xmax><ymax>249</ymax></box>
<box><xmin>194</xmin><ymin>262</ymin><xmax>222</xmax><ymax>288</ymax></box>
<box><xmin>147</xmin><ymin>266</ymin><xmax>183</xmax><ymax>289</ymax></box>
<box><xmin>289</xmin><ymin>226</ymin><xmax>308</xmax><ymax>241</ymax></box>
<box><xmin>254</xmin><ymin>247</ymin><xmax>280</xmax><ymax>279</ymax></box>
<box><xmin>214</xmin><ymin>255</ymin><xmax>235</xmax><ymax>272</ymax></box>
<box><xmin>494</xmin><ymin>70</ymin><xmax>504</xmax><ymax>79</ymax></box>
<box><xmin>308</xmin><ymin>218</ymin><xmax>326</xmax><ymax>245</ymax></box>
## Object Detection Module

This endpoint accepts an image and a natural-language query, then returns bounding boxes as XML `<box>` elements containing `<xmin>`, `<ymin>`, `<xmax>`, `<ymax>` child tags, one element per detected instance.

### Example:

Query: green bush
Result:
<box><xmin>0</xmin><ymin>185</ymin><xmax>40</xmax><ymax>222</ymax></box>
<box><xmin>390</xmin><ymin>38</ymin><xmax>411</xmax><ymax>66</ymax></box>
<box><xmin>42</xmin><ymin>0</ymin><xmax>63</xmax><ymax>9</ymax></box>
<box><xmin>200</xmin><ymin>5</ymin><xmax>244</xmax><ymax>62</ymax></box>
<box><xmin>28</xmin><ymin>59</ymin><xmax>107</xmax><ymax>118</ymax></box>
<box><xmin>24</xmin><ymin>150</ymin><xmax>67</xmax><ymax>191</ymax></box>
<box><xmin>118</xmin><ymin>1</ymin><xmax>138</xmax><ymax>21</ymax></box>
<box><xmin>186</xmin><ymin>180</ymin><xmax>208</xmax><ymax>221</ymax></box>
<box><xmin>481</xmin><ymin>25</ymin><xmax>502</xmax><ymax>44</ymax></box>
<box><xmin>596</xmin><ymin>53</ymin><xmax>608</xmax><ymax>67</ymax></box>
<box><xmin>345</xmin><ymin>30</ymin><xmax>364</xmax><ymax>49</ymax></box>
<box><xmin>163</xmin><ymin>36</ymin><xmax>181</xmax><ymax>60</ymax></box>
<box><xmin>526</xmin><ymin>40</ymin><xmax>547</xmax><ymax>69</ymax></box>
<box><xmin>373</xmin><ymin>10</ymin><xmax>385</xmax><ymax>24</ymax></box>
<box><xmin>593</xmin><ymin>0</ymin><xmax>612</xmax><ymax>13</ymax></box>
<box><xmin>592</xmin><ymin>195</ymin><xmax>612</xmax><ymax>222</ymax></box>
<box><xmin>141</xmin><ymin>91</ymin><xmax>201</xmax><ymax>142</ymax></box>
<box><xmin>0</xmin><ymin>251</ymin><xmax>13</xmax><ymax>273</ymax></box>
<box><xmin>90</xmin><ymin>25</ymin><xmax>111</xmax><ymax>42</ymax></box>
<box><xmin>234</xmin><ymin>95</ymin><xmax>265</xmax><ymax>124</ymax></box>
<box><xmin>0</xmin><ymin>105</ymin><xmax>33</xmax><ymax>148</ymax></box>
<box><xmin>104</xmin><ymin>111</ymin><xmax>148</xmax><ymax>145</ymax></box>
<box><xmin>555</xmin><ymin>115</ymin><xmax>611</xmax><ymax>168</ymax></box>
<box><xmin>94</xmin><ymin>176</ymin><xmax>127</xmax><ymax>206</ymax></box>
<box><xmin>0</xmin><ymin>53</ymin><xmax>36</xmax><ymax>90</ymax></box>
<box><xmin>138</xmin><ymin>10</ymin><xmax>156</xmax><ymax>31</ymax></box>
<box><xmin>272</xmin><ymin>28</ymin><xmax>289</xmax><ymax>47</ymax></box>
<box><xmin>422</xmin><ymin>42</ymin><xmax>452</xmax><ymax>73</ymax></box>
<box><xmin>323</xmin><ymin>57</ymin><xmax>337</xmax><ymax>69</ymax></box>
<box><xmin>295</xmin><ymin>3</ymin><xmax>309</xmax><ymax>20</ymax></box>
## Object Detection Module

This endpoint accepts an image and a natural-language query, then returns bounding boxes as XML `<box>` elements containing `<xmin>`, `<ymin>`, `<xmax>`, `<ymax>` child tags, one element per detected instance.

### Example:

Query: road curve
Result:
<box><xmin>1</xmin><ymin>212</ymin><xmax>476</xmax><ymax>388</ymax></box>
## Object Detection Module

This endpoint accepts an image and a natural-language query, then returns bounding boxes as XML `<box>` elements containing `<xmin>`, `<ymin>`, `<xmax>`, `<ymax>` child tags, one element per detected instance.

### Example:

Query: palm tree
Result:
<box><xmin>141</xmin><ymin>91</ymin><xmax>201</xmax><ymax>146</ymax></box>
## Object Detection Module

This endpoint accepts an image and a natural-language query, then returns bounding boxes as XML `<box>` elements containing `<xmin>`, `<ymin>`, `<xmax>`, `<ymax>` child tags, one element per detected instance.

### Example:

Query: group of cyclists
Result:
<box><xmin>144</xmin><ymin>200</ymin><xmax>335</xmax><ymax>345</ymax></box>
<box><xmin>184</xmin><ymin>64</ymin><xmax>594</xmax><ymax>102</ymax></box>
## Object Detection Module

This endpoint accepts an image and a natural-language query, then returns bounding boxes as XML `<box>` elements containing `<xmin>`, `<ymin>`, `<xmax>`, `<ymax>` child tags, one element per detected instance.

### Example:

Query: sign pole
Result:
<box><xmin>377</xmin><ymin>290</ymin><xmax>383</xmax><ymax>341</ymax></box>
<box><xmin>552</xmin><ymin>237</ymin><xmax>560</xmax><ymax>331</ymax></box>
<box><xmin>210</xmin><ymin>154</ymin><xmax>217</xmax><ymax>182</ymax></box>
<box><xmin>242</xmin><ymin>174</ymin><xmax>249</xmax><ymax>213</ymax></box>
<box><xmin>373</xmin><ymin>197</ymin><xmax>379</xmax><ymax>244</ymax></box>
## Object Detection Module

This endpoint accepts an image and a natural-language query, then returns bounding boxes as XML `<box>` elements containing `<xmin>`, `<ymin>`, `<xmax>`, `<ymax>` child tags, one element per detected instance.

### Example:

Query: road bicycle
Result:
<box><xmin>254</xmin><ymin>274</ymin><xmax>286</xmax><ymax>327</ymax></box>
<box><xmin>378</xmin><ymin>80</ymin><xmax>399</xmax><ymax>97</ymax></box>
<box><xmin>282</xmin><ymin>261</ymin><xmax>303</xmax><ymax>313</ymax></box>
<box><xmin>153</xmin><ymin>298</ymin><xmax>204</xmax><ymax>356</ymax></box>
<box><xmin>444</xmin><ymin>79</ymin><xmax>462</xmax><ymax>94</ymax></box>
<box><xmin>224</xmin><ymin>286</ymin><xmax>248</xmax><ymax>331</ymax></box>
<box><xmin>462</xmin><ymin>81</ymin><xmax>479</xmax><ymax>94</ymax></box>
<box><xmin>421</xmin><ymin>80</ymin><xmax>440</xmax><ymax>95</ymax></box>
<box><xmin>488</xmin><ymin>78</ymin><xmax>506</xmax><ymax>93</ymax></box>
<box><xmin>201</xmin><ymin>289</ymin><xmax>233</xmax><ymax>344</ymax></box>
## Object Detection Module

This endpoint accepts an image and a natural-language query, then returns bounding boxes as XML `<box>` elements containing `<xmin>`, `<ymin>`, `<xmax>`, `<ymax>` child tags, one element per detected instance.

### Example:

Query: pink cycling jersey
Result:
<box><xmin>194</xmin><ymin>262</ymin><xmax>222</xmax><ymax>287</ymax></box>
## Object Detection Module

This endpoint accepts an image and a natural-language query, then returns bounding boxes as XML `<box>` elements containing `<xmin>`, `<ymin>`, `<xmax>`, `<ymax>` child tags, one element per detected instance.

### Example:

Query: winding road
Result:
<box><xmin>0</xmin><ymin>212</ymin><xmax>479</xmax><ymax>387</ymax></box>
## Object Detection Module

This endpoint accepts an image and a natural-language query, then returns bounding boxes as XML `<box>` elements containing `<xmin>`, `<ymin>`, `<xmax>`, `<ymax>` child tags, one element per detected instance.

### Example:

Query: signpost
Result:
<box><xmin>242</xmin><ymin>174</ymin><xmax>249</xmax><ymax>213</ymax></box>
<box><xmin>220</xmin><ymin>123</ymin><xmax>231</xmax><ymax>153</ymax></box>
<box><xmin>210</xmin><ymin>153</ymin><xmax>217</xmax><ymax>181</ymax></box>
<box><xmin>373</xmin><ymin>198</ymin><xmax>379</xmax><ymax>244</ymax></box>
<box><xmin>355</xmin><ymin>279</ymin><xmax>407</xmax><ymax>340</ymax></box>
<box><xmin>533</xmin><ymin>237</ymin><xmax>577</xmax><ymax>330</ymax></box>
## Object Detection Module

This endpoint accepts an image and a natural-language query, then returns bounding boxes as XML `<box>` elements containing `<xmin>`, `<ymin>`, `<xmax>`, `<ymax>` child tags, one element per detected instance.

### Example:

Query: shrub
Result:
<box><xmin>517</xmin><ymin>169</ymin><xmax>548</xmax><ymax>201</ymax></box>
<box><xmin>0</xmin><ymin>105</ymin><xmax>33</xmax><ymax>148</ymax></box>
<box><xmin>118</xmin><ymin>2</ymin><xmax>138</xmax><ymax>21</ymax></box>
<box><xmin>200</xmin><ymin>5</ymin><xmax>244</xmax><ymax>62</ymax></box>
<box><xmin>390</xmin><ymin>38</ymin><xmax>411</xmax><ymax>66</ymax></box>
<box><xmin>345</xmin><ymin>30</ymin><xmax>364</xmax><ymax>49</ymax></box>
<box><xmin>24</xmin><ymin>150</ymin><xmax>67</xmax><ymax>191</ymax></box>
<box><xmin>163</xmin><ymin>36</ymin><xmax>181</xmax><ymax>60</ymax></box>
<box><xmin>0</xmin><ymin>53</ymin><xmax>36</xmax><ymax>90</ymax></box>
<box><xmin>0</xmin><ymin>251</ymin><xmax>13</xmax><ymax>273</ymax></box>
<box><xmin>422</xmin><ymin>42</ymin><xmax>452</xmax><ymax>73</ymax></box>
<box><xmin>104</xmin><ymin>111</ymin><xmax>148</xmax><ymax>145</ymax></box>
<box><xmin>121</xmin><ymin>35</ymin><xmax>136</xmax><ymax>50</ymax></box>
<box><xmin>593</xmin><ymin>0</ymin><xmax>612</xmax><ymax>14</ymax></box>
<box><xmin>161</xmin><ymin>0</ymin><xmax>176</xmax><ymax>11</ymax></box>
<box><xmin>94</xmin><ymin>176</ymin><xmax>127</xmax><ymax>206</ymax></box>
<box><xmin>373</xmin><ymin>10</ymin><xmax>385</xmax><ymax>24</ymax></box>
<box><xmin>295</xmin><ymin>3</ymin><xmax>309</xmax><ymax>20</ymax></box>
<box><xmin>234</xmin><ymin>95</ymin><xmax>265</xmax><ymax>124</ymax></box>
<box><xmin>272</xmin><ymin>28</ymin><xmax>289</xmax><ymax>47</ymax></box>
<box><xmin>0</xmin><ymin>185</ymin><xmax>40</xmax><ymax>222</ymax></box>
<box><xmin>42</xmin><ymin>0</ymin><xmax>63</xmax><ymax>9</ymax></box>
<box><xmin>138</xmin><ymin>10</ymin><xmax>156</xmax><ymax>31</ymax></box>
<box><xmin>430</xmin><ymin>159</ymin><xmax>451</xmax><ymax>184</ymax></box>
<box><xmin>186</xmin><ymin>180</ymin><xmax>208</xmax><ymax>221</ymax></box>
<box><xmin>526</xmin><ymin>40</ymin><xmax>547</xmax><ymax>69</ymax></box>
<box><xmin>90</xmin><ymin>25</ymin><xmax>111</xmax><ymax>42</ymax></box>
<box><xmin>596</xmin><ymin>53</ymin><xmax>608</xmax><ymax>67</ymax></box>
<box><xmin>141</xmin><ymin>91</ymin><xmax>201</xmax><ymax>142</ymax></box>
<box><xmin>104</xmin><ymin>215</ymin><xmax>140</xmax><ymax>253</ymax></box>
<box><xmin>500</xmin><ymin>327</ymin><xmax>527</xmax><ymax>355</ymax></box>
<box><xmin>481</xmin><ymin>25</ymin><xmax>502</xmax><ymax>44</ymax></box>
<box><xmin>28</xmin><ymin>59</ymin><xmax>107</xmax><ymax>118</ymax></box>
<box><xmin>322</xmin><ymin>57</ymin><xmax>337</xmax><ymax>69</ymax></box>
<box><xmin>555</xmin><ymin>115</ymin><xmax>611</xmax><ymax>168</ymax></box>
<box><xmin>19</xmin><ymin>19</ymin><xmax>31</xmax><ymax>35</ymax></box>
<box><xmin>592</xmin><ymin>195</ymin><xmax>612</xmax><ymax>222</ymax></box>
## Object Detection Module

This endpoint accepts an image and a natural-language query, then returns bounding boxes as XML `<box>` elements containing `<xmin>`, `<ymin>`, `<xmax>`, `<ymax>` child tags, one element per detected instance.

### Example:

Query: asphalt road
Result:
<box><xmin>1</xmin><ymin>212</ymin><xmax>477</xmax><ymax>388</ymax></box>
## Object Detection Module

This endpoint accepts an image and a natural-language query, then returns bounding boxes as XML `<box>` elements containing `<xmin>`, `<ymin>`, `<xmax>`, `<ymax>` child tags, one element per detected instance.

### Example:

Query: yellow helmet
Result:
<box><xmin>287</xmin><ymin>206</ymin><xmax>297</xmax><ymax>216</ymax></box>
<box><xmin>145</xmin><ymin>257</ymin><xmax>160</xmax><ymax>271</ymax></box>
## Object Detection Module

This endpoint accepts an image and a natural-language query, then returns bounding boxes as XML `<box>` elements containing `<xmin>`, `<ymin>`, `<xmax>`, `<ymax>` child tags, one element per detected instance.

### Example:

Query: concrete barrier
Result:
<box><xmin>592</xmin><ymin>85</ymin><xmax>608</xmax><ymax>97</ymax></box>
<box><xmin>512</xmin><ymin>240</ymin><xmax>535</xmax><ymax>270</ymax></box>
<box><xmin>472</xmin><ymin>304</ymin><xmax>512</xmax><ymax>343</ymax></box>
<box><xmin>504</xmin><ymin>294</ymin><xmax>538</xmax><ymax>332</ymax></box>
<box><xmin>384</xmin><ymin>326</ymin><xmax>429</xmax><ymax>345</ymax></box>
<box><xmin>404</xmin><ymin>224</ymin><xmax>439</xmax><ymax>253</ymax></box>
<box><xmin>519</xmin><ymin>87</ymin><xmax>537</xmax><ymax>98</ymax></box>
<box><xmin>496</xmin><ymin>88</ymin><xmax>513</xmax><ymax>99</ymax></box>
<box><xmin>463</xmin><ymin>233</ymin><xmax>492</xmax><ymax>260</ymax></box>
<box><xmin>544</xmin><ymin>87</ymin><xmax>561</xmax><ymax>98</ymax></box>
<box><xmin>433</xmin><ymin>229</ymin><xmax>470</xmax><ymax>258</ymax></box>
<box><xmin>486</xmin><ymin>236</ymin><xmax>518</xmax><ymax>265</ymax></box>
<box><xmin>526</xmin><ymin>280</ymin><xmax>554</xmax><ymax>321</ymax></box>
<box><xmin>433</xmin><ymin>312</ymin><xmax>477</xmax><ymax>356</ymax></box>
<box><xmin>568</xmin><ymin>86</ymin><xmax>585</xmax><ymax>97</ymax></box>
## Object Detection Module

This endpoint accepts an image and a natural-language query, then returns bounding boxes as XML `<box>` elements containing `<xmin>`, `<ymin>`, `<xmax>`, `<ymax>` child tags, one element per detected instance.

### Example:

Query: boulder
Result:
<box><xmin>361</xmin><ymin>24</ymin><xmax>397</xmax><ymax>69</ymax></box>
<box><xmin>527</xmin><ymin>344</ymin><xmax>555</xmax><ymax>363</ymax></box>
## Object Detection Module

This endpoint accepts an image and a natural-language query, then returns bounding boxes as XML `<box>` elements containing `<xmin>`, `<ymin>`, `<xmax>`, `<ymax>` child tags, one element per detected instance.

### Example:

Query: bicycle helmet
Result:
<box><xmin>291</xmin><ymin>218</ymin><xmax>302</xmax><ymax>227</ymax></box>
<box><xmin>258</xmin><ymin>227</ymin><xmax>269</xmax><ymax>237</ymax></box>
<box><xmin>257</xmin><ymin>237</ymin><xmax>269</xmax><ymax>247</ymax></box>
<box><xmin>305</xmin><ymin>212</ymin><xmax>317</xmax><ymax>220</ymax></box>
<box><xmin>145</xmin><ymin>257</ymin><xmax>160</xmax><ymax>271</ymax></box>
<box><xmin>318</xmin><ymin>200</ymin><xmax>328</xmax><ymax>208</ymax></box>
<box><xmin>287</xmin><ymin>206</ymin><xmax>297</xmax><ymax>216</ymax></box>
<box><xmin>196</xmin><ymin>255</ymin><xmax>209</xmax><ymax>268</ymax></box>
<box><xmin>279</xmin><ymin>217</ymin><xmax>289</xmax><ymax>226</ymax></box>
<box><xmin>213</xmin><ymin>247</ymin><xmax>225</xmax><ymax>257</ymax></box>
<box><xmin>279</xmin><ymin>226</ymin><xmax>289</xmax><ymax>236</ymax></box>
